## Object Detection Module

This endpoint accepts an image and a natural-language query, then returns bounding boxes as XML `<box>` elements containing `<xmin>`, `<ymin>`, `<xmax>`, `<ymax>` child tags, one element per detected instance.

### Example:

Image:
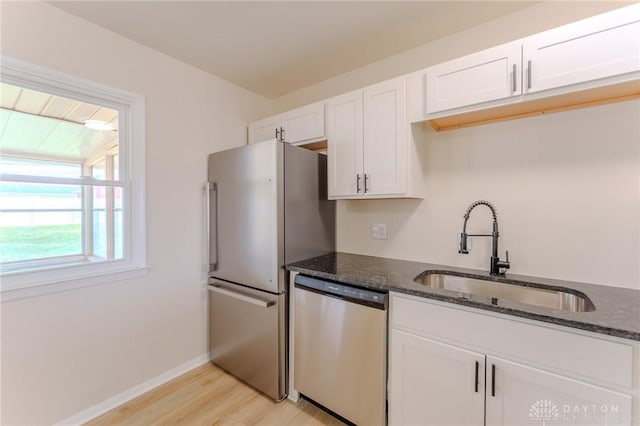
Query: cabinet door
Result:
<box><xmin>523</xmin><ymin>6</ymin><xmax>640</xmax><ymax>94</ymax></box>
<box><xmin>248</xmin><ymin>115</ymin><xmax>280</xmax><ymax>144</ymax></box>
<box><xmin>326</xmin><ymin>90</ymin><xmax>363</xmax><ymax>198</ymax></box>
<box><xmin>426</xmin><ymin>41</ymin><xmax>522</xmax><ymax>114</ymax></box>
<box><xmin>281</xmin><ymin>102</ymin><xmax>325</xmax><ymax>144</ymax></box>
<box><xmin>485</xmin><ymin>356</ymin><xmax>632</xmax><ymax>426</ymax></box>
<box><xmin>363</xmin><ymin>78</ymin><xmax>407</xmax><ymax>196</ymax></box>
<box><xmin>389</xmin><ymin>329</ymin><xmax>485</xmax><ymax>426</ymax></box>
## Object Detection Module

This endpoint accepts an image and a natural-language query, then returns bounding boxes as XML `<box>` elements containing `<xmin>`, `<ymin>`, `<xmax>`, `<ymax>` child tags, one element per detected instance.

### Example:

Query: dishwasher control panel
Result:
<box><xmin>294</xmin><ymin>274</ymin><xmax>388</xmax><ymax>309</ymax></box>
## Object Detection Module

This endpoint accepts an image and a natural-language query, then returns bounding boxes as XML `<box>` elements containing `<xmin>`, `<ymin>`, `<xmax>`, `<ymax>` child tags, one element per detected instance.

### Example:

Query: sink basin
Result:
<box><xmin>414</xmin><ymin>272</ymin><xmax>594</xmax><ymax>312</ymax></box>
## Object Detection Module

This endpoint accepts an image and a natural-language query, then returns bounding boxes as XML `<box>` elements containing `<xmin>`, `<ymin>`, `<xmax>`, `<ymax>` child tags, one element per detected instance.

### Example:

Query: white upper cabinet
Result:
<box><xmin>248</xmin><ymin>115</ymin><xmax>280</xmax><ymax>144</ymax></box>
<box><xmin>327</xmin><ymin>77</ymin><xmax>419</xmax><ymax>199</ymax></box>
<box><xmin>363</xmin><ymin>78</ymin><xmax>407</xmax><ymax>197</ymax></box>
<box><xmin>426</xmin><ymin>41</ymin><xmax>522</xmax><ymax>114</ymax></box>
<box><xmin>279</xmin><ymin>102</ymin><xmax>325</xmax><ymax>144</ymax></box>
<box><xmin>523</xmin><ymin>6</ymin><xmax>640</xmax><ymax>95</ymax></box>
<box><xmin>248</xmin><ymin>101</ymin><xmax>325</xmax><ymax>145</ymax></box>
<box><xmin>327</xmin><ymin>90</ymin><xmax>363</xmax><ymax>198</ymax></box>
<box><xmin>420</xmin><ymin>3</ymin><xmax>640</xmax><ymax>130</ymax></box>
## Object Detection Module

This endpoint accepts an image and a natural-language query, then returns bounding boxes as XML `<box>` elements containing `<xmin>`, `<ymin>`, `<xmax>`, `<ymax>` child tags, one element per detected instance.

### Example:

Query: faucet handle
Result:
<box><xmin>497</xmin><ymin>250</ymin><xmax>511</xmax><ymax>272</ymax></box>
<box><xmin>458</xmin><ymin>232</ymin><xmax>469</xmax><ymax>254</ymax></box>
<box><xmin>495</xmin><ymin>250</ymin><xmax>511</xmax><ymax>275</ymax></box>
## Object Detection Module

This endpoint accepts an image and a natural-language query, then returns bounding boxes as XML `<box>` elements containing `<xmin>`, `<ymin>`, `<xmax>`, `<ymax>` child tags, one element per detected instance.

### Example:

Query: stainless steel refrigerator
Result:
<box><xmin>205</xmin><ymin>139</ymin><xmax>335</xmax><ymax>401</ymax></box>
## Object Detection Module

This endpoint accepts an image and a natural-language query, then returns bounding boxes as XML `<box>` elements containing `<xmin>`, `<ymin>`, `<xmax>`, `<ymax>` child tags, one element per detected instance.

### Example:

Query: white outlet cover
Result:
<box><xmin>371</xmin><ymin>223</ymin><xmax>388</xmax><ymax>240</ymax></box>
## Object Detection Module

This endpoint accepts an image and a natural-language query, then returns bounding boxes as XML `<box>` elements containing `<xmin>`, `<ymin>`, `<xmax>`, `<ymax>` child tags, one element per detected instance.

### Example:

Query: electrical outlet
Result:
<box><xmin>371</xmin><ymin>223</ymin><xmax>388</xmax><ymax>240</ymax></box>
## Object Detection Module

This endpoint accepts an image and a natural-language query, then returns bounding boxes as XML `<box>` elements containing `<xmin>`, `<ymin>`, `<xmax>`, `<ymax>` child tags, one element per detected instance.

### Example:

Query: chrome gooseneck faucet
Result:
<box><xmin>459</xmin><ymin>200</ymin><xmax>510</xmax><ymax>276</ymax></box>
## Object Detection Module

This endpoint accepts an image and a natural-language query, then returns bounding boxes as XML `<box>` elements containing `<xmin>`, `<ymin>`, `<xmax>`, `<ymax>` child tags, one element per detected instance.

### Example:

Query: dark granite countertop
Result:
<box><xmin>287</xmin><ymin>252</ymin><xmax>640</xmax><ymax>342</ymax></box>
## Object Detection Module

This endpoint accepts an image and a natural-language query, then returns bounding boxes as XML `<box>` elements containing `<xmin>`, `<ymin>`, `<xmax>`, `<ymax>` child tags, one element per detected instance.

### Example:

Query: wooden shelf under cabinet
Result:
<box><xmin>429</xmin><ymin>79</ymin><xmax>640</xmax><ymax>132</ymax></box>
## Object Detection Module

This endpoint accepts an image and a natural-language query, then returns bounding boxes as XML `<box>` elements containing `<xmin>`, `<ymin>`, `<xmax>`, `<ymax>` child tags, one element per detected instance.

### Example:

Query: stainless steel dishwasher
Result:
<box><xmin>294</xmin><ymin>274</ymin><xmax>387</xmax><ymax>426</ymax></box>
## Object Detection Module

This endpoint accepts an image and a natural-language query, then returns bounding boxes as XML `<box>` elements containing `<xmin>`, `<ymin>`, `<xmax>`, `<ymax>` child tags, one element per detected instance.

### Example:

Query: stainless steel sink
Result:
<box><xmin>414</xmin><ymin>272</ymin><xmax>595</xmax><ymax>312</ymax></box>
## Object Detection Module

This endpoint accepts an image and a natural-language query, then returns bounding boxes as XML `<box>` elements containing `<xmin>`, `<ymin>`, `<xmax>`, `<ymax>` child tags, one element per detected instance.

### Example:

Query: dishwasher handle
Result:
<box><xmin>207</xmin><ymin>283</ymin><xmax>275</xmax><ymax>308</ymax></box>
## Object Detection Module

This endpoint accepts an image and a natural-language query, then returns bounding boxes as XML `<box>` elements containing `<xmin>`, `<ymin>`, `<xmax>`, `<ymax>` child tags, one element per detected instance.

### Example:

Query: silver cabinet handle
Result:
<box><xmin>280</xmin><ymin>126</ymin><xmax>285</xmax><ymax>142</ymax></box>
<box><xmin>512</xmin><ymin>64</ymin><xmax>517</xmax><ymax>93</ymax></box>
<box><xmin>207</xmin><ymin>284</ymin><xmax>275</xmax><ymax>308</ymax></box>
<box><xmin>527</xmin><ymin>60</ymin><xmax>532</xmax><ymax>90</ymax></box>
<box><xmin>205</xmin><ymin>182</ymin><xmax>218</xmax><ymax>272</ymax></box>
<box><xmin>275</xmin><ymin>128</ymin><xmax>280</xmax><ymax>140</ymax></box>
<box><xmin>364</xmin><ymin>174</ymin><xmax>369</xmax><ymax>193</ymax></box>
<box><xmin>356</xmin><ymin>174</ymin><xmax>361</xmax><ymax>193</ymax></box>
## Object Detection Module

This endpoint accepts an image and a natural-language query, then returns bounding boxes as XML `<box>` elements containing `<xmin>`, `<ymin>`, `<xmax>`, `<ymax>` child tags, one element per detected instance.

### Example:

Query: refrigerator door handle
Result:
<box><xmin>205</xmin><ymin>182</ymin><xmax>218</xmax><ymax>272</ymax></box>
<box><xmin>207</xmin><ymin>283</ymin><xmax>275</xmax><ymax>308</ymax></box>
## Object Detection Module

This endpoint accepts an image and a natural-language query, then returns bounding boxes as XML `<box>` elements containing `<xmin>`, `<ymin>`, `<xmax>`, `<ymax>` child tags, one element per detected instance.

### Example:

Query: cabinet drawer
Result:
<box><xmin>390</xmin><ymin>293</ymin><xmax>633</xmax><ymax>388</ymax></box>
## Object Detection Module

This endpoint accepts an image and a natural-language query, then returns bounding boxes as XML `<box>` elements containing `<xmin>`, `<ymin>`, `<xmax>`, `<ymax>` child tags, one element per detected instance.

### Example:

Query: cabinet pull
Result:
<box><xmin>527</xmin><ymin>60</ymin><xmax>532</xmax><ymax>90</ymax></box>
<box><xmin>491</xmin><ymin>364</ymin><xmax>496</xmax><ymax>397</ymax></box>
<box><xmin>512</xmin><ymin>64</ymin><xmax>517</xmax><ymax>93</ymax></box>
<box><xmin>280</xmin><ymin>126</ymin><xmax>285</xmax><ymax>142</ymax></box>
<box><xmin>275</xmin><ymin>128</ymin><xmax>280</xmax><ymax>140</ymax></box>
<box><xmin>356</xmin><ymin>174</ymin><xmax>362</xmax><ymax>193</ymax></box>
<box><xmin>364</xmin><ymin>174</ymin><xmax>369</xmax><ymax>193</ymax></box>
<box><xmin>474</xmin><ymin>361</ymin><xmax>479</xmax><ymax>393</ymax></box>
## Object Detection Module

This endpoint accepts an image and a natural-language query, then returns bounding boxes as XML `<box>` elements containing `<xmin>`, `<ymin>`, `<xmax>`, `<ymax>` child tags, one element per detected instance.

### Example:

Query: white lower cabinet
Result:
<box><xmin>486</xmin><ymin>355</ymin><xmax>631</xmax><ymax>426</ymax></box>
<box><xmin>389</xmin><ymin>329</ymin><xmax>485</xmax><ymax>426</ymax></box>
<box><xmin>388</xmin><ymin>293</ymin><xmax>635</xmax><ymax>426</ymax></box>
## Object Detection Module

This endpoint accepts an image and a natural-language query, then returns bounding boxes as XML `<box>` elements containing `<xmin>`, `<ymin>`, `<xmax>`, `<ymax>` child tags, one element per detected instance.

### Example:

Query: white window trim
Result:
<box><xmin>0</xmin><ymin>56</ymin><xmax>147</xmax><ymax>302</ymax></box>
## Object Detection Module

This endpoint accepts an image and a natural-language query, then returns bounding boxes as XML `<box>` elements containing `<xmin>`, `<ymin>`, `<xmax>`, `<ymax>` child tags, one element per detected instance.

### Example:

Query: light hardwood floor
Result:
<box><xmin>86</xmin><ymin>362</ymin><xmax>346</xmax><ymax>426</ymax></box>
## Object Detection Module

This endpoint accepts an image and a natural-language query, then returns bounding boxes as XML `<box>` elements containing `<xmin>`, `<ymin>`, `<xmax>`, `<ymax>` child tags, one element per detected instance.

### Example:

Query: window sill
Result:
<box><xmin>0</xmin><ymin>265</ymin><xmax>149</xmax><ymax>302</ymax></box>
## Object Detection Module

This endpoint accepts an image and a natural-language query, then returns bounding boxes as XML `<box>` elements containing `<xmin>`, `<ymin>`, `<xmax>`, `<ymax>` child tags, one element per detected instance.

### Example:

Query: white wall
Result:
<box><xmin>0</xmin><ymin>2</ymin><xmax>270</xmax><ymax>425</ymax></box>
<box><xmin>338</xmin><ymin>101</ymin><xmax>640</xmax><ymax>289</ymax></box>
<box><xmin>274</xmin><ymin>1</ymin><xmax>640</xmax><ymax>290</ymax></box>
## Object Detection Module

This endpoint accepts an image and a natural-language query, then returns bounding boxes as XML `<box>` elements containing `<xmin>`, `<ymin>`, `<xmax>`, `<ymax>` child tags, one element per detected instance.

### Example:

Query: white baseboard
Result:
<box><xmin>56</xmin><ymin>353</ymin><xmax>210</xmax><ymax>426</ymax></box>
<box><xmin>288</xmin><ymin>388</ymin><xmax>300</xmax><ymax>403</ymax></box>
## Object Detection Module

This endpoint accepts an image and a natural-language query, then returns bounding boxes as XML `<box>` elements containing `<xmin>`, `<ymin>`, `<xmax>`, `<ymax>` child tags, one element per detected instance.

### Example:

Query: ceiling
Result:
<box><xmin>0</xmin><ymin>83</ymin><xmax>118</xmax><ymax>163</ymax></box>
<box><xmin>48</xmin><ymin>1</ymin><xmax>536</xmax><ymax>99</ymax></box>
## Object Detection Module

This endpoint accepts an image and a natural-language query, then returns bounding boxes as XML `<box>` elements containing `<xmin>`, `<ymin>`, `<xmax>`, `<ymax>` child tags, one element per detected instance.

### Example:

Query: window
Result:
<box><xmin>0</xmin><ymin>57</ymin><xmax>146</xmax><ymax>300</ymax></box>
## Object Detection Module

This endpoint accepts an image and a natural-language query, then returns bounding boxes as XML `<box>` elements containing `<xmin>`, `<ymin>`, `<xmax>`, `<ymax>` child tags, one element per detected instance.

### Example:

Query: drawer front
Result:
<box><xmin>390</xmin><ymin>293</ymin><xmax>633</xmax><ymax>388</ymax></box>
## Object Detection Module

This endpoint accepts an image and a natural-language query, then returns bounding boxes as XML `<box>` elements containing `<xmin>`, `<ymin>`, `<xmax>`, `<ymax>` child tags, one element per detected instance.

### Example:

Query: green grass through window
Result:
<box><xmin>0</xmin><ymin>224</ymin><xmax>82</xmax><ymax>263</ymax></box>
